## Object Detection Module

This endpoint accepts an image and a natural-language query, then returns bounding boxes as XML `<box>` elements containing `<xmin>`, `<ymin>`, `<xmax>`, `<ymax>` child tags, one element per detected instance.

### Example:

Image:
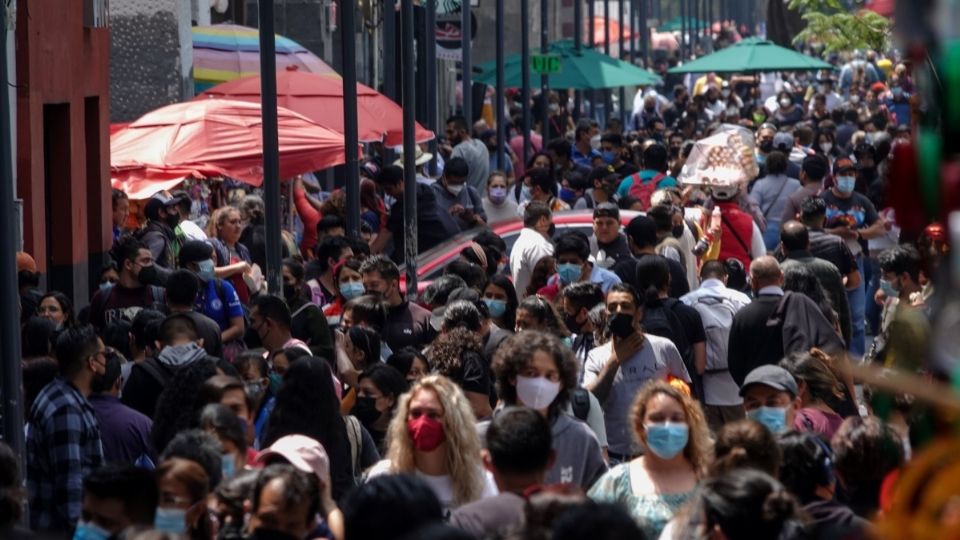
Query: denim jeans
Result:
<box><xmin>846</xmin><ymin>255</ymin><xmax>867</xmax><ymax>359</ymax></box>
<box><xmin>864</xmin><ymin>255</ymin><xmax>882</xmax><ymax>335</ymax></box>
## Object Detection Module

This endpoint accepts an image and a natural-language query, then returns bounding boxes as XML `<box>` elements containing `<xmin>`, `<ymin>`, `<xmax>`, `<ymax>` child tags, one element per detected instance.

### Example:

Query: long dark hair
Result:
<box><xmin>263</xmin><ymin>356</ymin><xmax>354</xmax><ymax>501</ymax></box>
<box><xmin>484</xmin><ymin>274</ymin><xmax>519</xmax><ymax>330</ymax></box>
<box><xmin>151</xmin><ymin>360</ymin><xmax>220</xmax><ymax>453</ymax></box>
<box><xmin>39</xmin><ymin>291</ymin><xmax>75</xmax><ymax>327</ymax></box>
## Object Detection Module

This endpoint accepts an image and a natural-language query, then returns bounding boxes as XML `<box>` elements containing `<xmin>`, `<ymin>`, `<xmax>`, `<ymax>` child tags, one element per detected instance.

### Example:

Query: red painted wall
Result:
<box><xmin>16</xmin><ymin>0</ymin><xmax>111</xmax><ymax>303</ymax></box>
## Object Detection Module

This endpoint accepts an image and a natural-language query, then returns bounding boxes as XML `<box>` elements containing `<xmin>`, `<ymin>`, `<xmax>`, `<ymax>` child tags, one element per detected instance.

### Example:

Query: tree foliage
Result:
<box><xmin>788</xmin><ymin>0</ymin><xmax>892</xmax><ymax>53</ymax></box>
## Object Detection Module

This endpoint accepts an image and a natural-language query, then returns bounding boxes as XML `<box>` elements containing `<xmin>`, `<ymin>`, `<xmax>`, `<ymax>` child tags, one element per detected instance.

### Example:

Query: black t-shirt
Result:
<box><xmin>90</xmin><ymin>284</ymin><xmax>165</xmax><ymax>331</ymax></box>
<box><xmin>386</xmin><ymin>183</ymin><xmax>461</xmax><ymax>264</ymax></box>
<box><xmin>382</xmin><ymin>300</ymin><xmax>434</xmax><ymax>352</ymax></box>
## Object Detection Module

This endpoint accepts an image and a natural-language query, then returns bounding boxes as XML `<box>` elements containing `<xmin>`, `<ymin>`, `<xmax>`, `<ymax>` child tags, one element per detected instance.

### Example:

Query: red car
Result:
<box><xmin>399</xmin><ymin>210</ymin><xmax>641</xmax><ymax>294</ymax></box>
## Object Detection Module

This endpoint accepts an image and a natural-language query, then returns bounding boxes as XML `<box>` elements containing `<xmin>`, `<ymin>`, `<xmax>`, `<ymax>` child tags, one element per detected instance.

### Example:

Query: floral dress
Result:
<box><xmin>587</xmin><ymin>463</ymin><xmax>693</xmax><ymax>539</ymax></box>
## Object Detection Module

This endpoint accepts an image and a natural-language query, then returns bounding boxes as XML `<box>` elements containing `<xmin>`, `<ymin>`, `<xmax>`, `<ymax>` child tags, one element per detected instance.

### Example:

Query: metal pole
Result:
<box><xmin>426</xmin><ymin>0</ymin><xmax>438</xmax><ymax>176</ymax></box>
<box><xmin>573</xmin><ymin>0</ymin><xmax>582</xmax><ymax>122</ymax></box>
<box><xmin>401</xmin><ymin>0</ymin><xmax>419</xmax><ymax>299</ymax></box>
<box><xmin>587</xmin><ymin>0</ymin><xmax>595</xmax><ymax>119</ymax></box>
<box><xmin>341</xmin><ymin>0</ymin><xmax>361</xmax><ymax>239</ymax></box>
<box><xmin>680</xmin><ymin>0</ymin><xmax>687</xmax><ymax>60</ymax></box>
<box><xmin>0</xmin><ymin>0</ymin><xmax>25</xmax><ymax>472</ymax></box>
<box><xmin>496</xmin><ymin>0</ymin><xmax>506</xmax><ymax>170</ymax></box>
<box><xmin>461</xmin><ymin>0</ymin><xmax>472</xmax><ymax>126</ymax></box>
<box><xmin>540</xmin><ymin>0</ymin><xmax>549</xmax><ymax>145</ymax></box>
<box><xmin>521</xmin><ymin>0</ymin><xmax>531</xmax><ymax>164</ymax></box>
<box><xmin>618</xmin><ymin>0</ymin><xmax>626</xmax><ymax>127</ymax></box>
<box><xmin>640</xmin><ymin>0</ymin><xmax>648</xmax><ymax>69</ymax></box>
<box><xmin>384</xmin><ymin>0</ymin><xmax>396</xmax><ymax>100</ymax></box>
<box><xmin>259</xmin><ymin>0</ymin><xmax>282</xmax><ymax>296</ymax></box>
<box><xmin>603</xmin><ymin>0</ymin><xmax>610</xmax><ymax>125</ymax></box>
<box><xmin>629</xmin><ymin>0</ymin><xmax>637</xmax><ymax>66</ymax></box>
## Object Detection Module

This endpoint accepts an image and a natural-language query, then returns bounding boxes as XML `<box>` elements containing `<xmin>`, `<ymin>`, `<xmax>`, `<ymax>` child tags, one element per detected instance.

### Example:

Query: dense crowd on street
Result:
<box><xmin>5</xmin><ymin>44</ymin><xmax>944</xmax><ymax>540</ymax></box>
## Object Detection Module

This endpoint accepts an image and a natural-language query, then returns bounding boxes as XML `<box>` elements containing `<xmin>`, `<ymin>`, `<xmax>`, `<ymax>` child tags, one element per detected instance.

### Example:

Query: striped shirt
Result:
<box><xmin>27</xmin><ymin>378</ymin><xmax>104</xmax><ymax>532</ymax></box>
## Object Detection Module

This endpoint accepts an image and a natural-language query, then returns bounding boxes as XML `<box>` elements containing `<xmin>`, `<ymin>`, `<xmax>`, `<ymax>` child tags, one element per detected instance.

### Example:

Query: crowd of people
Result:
<box><xmin>5</xmin><ymin>44</ymin><xmax>942</xmax><ymax>540</ymax></box>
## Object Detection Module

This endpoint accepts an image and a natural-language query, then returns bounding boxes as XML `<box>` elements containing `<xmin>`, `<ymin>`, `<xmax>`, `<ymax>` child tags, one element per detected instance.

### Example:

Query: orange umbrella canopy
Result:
<box><xmin>111</xmin><ymin>99</ymin><xmax>352</xmax><ymax>188</ymax></box>
<box><xmin>198</xmin><ymin>69</ymin><xmax>435</xmax><ymax>147</ymax></box>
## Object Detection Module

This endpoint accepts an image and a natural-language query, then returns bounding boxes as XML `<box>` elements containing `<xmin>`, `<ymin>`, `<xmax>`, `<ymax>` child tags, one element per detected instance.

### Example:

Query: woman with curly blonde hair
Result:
<box><xmin>364</xmin><ymin>375</ymin><xmax>497</xmax><ymax>509</ymax></box>
<box><xmin>587</xmin><ymin>380</ymin><xmax>712</xmax><ymax>539</ymax></box>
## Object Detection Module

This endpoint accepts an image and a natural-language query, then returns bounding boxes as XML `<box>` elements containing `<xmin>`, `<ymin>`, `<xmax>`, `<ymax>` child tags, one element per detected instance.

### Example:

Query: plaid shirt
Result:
<box><xmin>27</xmin><ymin>377</ymin><xmax>103</xmax><ymax>532</ymax></box>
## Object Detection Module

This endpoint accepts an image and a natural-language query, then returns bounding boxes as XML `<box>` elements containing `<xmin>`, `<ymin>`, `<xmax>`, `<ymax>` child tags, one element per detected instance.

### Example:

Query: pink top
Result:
<box><xmin>294</xmin><ymin>185</ymin><xmax>321</xmax><ymax>255</ymax></box>
<box><xmin>794</xmin><ymin>407</ymin><xmax>844</xmax><ymax>441</ymax></box>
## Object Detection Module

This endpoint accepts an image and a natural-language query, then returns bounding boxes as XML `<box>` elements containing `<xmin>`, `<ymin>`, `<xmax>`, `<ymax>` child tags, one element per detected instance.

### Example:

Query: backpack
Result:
<box><xmin>627</xmin><ymin>172</ymin><xmax>667</xmax><ymax>210</ymax></box>
<box><xmin>641</xmin><ymin>298</ymin><xmax>691</xmax><ymax>363</ymax></box>
<box><xmin>688</xmin><ymin>295</ymin><xmax>738</xmax><ymax>372</ymax></box>
<box><xmin>571</xmin><ymin>388</ymin><xmax>591</xmax><ymax>421</ymax></box>
<box><xmin>136</xmin><ymin>356</ymin><xmax>176</xmax><ymax>390</ymax></box>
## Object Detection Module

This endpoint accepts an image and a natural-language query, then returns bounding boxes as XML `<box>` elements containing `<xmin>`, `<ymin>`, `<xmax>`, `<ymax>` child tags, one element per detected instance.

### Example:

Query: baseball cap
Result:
<box><xmin>144</xmin><ymin>191</ymin><xmax>179</xmax><ymax>220</ymax></box>
<box><xmin>16</xmin><ymin>252</ymin><xmax>37</xmax><ymax>273</ymax></box>
<box><xmin>179</xmin><ymin>240</ymin><xmax>215</xmax><ymax>267</ymax></box>
<box><xmin>834</xmin><ymin>157</ymin><xmax>856</xmax><ymax>175</ymax></box>
<box><xmin>773</xmin><ymin>132</ymin><xmax>794</xmax><ymax>151</ymax></box>
<box><xmin>593</xmin><ymin>202</ymin><xmax>620</xmax><ymax>220</ymax></box>
<box><xmin>255</xmin><ymin>434</ymin><xmax>331</xmax><ymax>487</ymax></box>
<box><xmin>739</xmin><ymin>365</ymin><xmax>799</xmax><ymax>397</ymax></box>
<box><xmin>625</xmin><ymin>215</ymin><xmax>658</xmax><ymax>249</ymax></box>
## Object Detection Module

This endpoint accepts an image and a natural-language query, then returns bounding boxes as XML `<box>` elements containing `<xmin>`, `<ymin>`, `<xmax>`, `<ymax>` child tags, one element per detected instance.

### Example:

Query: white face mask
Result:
<box><xmin>821</xmin><ymin>142</ymin><xmax>833</xmax><ymax>154</ymax></box>
<box><xmin>446</xmin><ymin>183</ymin><xmax>465</xmax><ymax>196</ymax></box>
<box><xmin>515</xmin><ymin>375</ymin><xmax>561</xmax><ymax>410</ymax></box>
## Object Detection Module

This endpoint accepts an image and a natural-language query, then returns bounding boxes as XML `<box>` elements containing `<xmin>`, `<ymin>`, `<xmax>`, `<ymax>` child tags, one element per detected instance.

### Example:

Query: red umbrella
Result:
<box><xmin>111</xmin><ymin>99</ymin><xmax>352</xmax><ymax>188</ymax></box>
<box><xmin>197</xmin><ymin>69</ymin><xmax>435</xmax><ymax>147</ymax></box>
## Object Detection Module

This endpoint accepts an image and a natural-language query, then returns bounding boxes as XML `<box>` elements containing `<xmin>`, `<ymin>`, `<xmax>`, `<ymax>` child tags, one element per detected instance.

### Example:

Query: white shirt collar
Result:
<box><xmin>758</xmin><ymin>285</ymin><xmax>785</xmax><ymax>296</ymax></box>
<box><xmin>700</xmin><ymin>278</ymin><xmax>726</xmax><ymax>290</ymax></box>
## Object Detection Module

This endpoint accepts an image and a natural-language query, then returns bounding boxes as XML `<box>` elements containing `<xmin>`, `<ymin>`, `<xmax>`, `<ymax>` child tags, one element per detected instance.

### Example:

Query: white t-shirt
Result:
<box><xmin>583</xmin><ymin>335</ymin><xmax>690</xmax><ymax>456</ymax></box>
<box><xmin>509</xmin><ymin>228</ymin><xmax>554</xmax><ymax>298</ymax></box>
<box><xmin>366</xmin><ymin>459</ymin><xmax>499</xmax><ymax>509</ymax></box>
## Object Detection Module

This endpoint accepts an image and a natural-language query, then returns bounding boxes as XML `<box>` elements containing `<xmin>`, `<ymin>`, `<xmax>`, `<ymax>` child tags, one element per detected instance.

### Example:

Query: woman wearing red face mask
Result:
<box><xmin>364</xmin><ymin>375</ymin><xmax>498</xmax><ymax>509</ymax></box>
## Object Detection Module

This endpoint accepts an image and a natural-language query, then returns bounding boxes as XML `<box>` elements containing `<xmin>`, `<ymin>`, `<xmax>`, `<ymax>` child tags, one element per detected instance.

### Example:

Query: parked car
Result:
<box><xmin>399</xmin><ymin>210</ymin><xmax>641</xmax><ymax>294</ymax></box>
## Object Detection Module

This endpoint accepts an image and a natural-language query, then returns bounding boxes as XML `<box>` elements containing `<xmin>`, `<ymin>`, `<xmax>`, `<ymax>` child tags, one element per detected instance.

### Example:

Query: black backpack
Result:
<box><xmin>571</xmin><ymin>388</ymin><xmax>591</xmax><ymax>421</ymax></box>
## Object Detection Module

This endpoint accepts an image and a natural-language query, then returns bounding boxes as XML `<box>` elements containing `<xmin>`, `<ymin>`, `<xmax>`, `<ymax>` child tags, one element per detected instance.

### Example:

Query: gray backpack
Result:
<box><xmin>689</xmin><ymin>295</ymin><xmax>738</xmax><ymax>372</ymax></box>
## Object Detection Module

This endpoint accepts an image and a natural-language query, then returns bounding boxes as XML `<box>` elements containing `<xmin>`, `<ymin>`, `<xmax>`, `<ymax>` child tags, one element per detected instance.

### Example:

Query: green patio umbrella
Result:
<box><xmin>475</xmin><ymin>40</ymin><xmax>661</xmax><ymax>90</ymax></box>
<box><xmin>668</xmin><ymin>38</ymin><xmax>834</xmax><ymax>74</ymax></box>
<box><xmin>658</xmin><ymin>16</ymin><xmax>707</xmax><ymax>32</ymax></box>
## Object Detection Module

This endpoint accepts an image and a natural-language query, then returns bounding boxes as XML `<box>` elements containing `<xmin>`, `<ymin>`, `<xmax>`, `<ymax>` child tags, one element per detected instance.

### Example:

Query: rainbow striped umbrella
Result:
<box><xmin>192</xmin><ymin>24</ymin><xmax>337</xmax><ymax>94</ymax></box>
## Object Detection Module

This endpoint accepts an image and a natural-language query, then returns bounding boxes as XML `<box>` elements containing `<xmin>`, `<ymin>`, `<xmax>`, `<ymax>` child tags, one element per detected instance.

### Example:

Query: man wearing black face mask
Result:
<box><xmin>141</xmin><ymin>191</ymin><xmax>182</xmax><ymax>270</ymax></box>
<box><xmin>559</xmin><ymin>282</ymin><xmax>603</xmax><ymax>371</ymax></box>
<box><xmin>89</xmin><ymin>236</ymin><xmax>166</xmax><ymax>332</ymax></box>
<box><xmin>583</xmin><ymin>284</ymin><xmax>690</xmax><ymax>461</ymax></box>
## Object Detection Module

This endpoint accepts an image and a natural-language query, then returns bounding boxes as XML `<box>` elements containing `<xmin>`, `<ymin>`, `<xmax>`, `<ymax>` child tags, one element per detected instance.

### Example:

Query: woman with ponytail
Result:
<box><xmin>695</xmin><ymin>468</ymin><xmax>807</xmax><ymax>540</ymax></box>
<box><xmin>633</xmin><ymin>255</ymin><xmax>708</xmax><ymax>401</ymax></box>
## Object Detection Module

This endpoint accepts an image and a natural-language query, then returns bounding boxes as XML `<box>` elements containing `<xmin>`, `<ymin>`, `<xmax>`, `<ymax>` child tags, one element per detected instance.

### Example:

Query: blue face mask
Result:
<box><xmin>747</xmin><ymin>406</ymin><xmax>788</xmax><ymax>434</ymax></box>
<box><xmin>221</xmin><ymin>453</ymin><xmax>236</xmax><ymax>480</ymax></box>
<box><xmin>340</xmin><ymin>281</ymin><xmax>365</xmax><ymax>301</ymax></box>
<box><xmin>521</xmin><ymin>184</ymin><xmax>533</xmax><ymax>202</ymax></box>
<box><xmin>557</xmin><ymin>263</ymin><xmax>582</xmax><ymax>285</ymax></box>
<box><xmin>268</xmin><ymin>372</ymin><xmax>283</xmax><ymax>395</ymax></box>
<box><xmin>154</xmin><ymin>506</ymin><xmax>188</xmax><ymax>535</ymax></box>
<box><xmin>197</xmin><ymin>259</ymin><xmax>216</xmax><ymax>280</ymax></box>
<box><xmin>602</xmin><ymin>150</ymin><xmax>618</xmax><ymax>165</ymax></box>
<box><xmin>98</xmin><ymin>282</ymin><xmax>114</xmax><ymax>293</ymax></box>
<box><xmin>559</xmin><ymin>187</ymin><xmax>577</xmax><ymax>204</ymax></box>
<box><xmin>880</xmin><ymin>278</ymin><xmax>899</xmax><ymax>298</ymax></box>
<box><xmin>644</xmin><ymin>422</ymin><xmax>689</xmax><ymax>459</ymax></box>
<box><xmin>483</xmin><ymin>298</ymin><xmax>507</xmax><ymax>319</ymax></box>
<box><xmin>836</xmin><ymin>176</ymin><xmax>856</xmax><ymax>194</ymax></box>
<box><xmin>73</xmin><ymin>521</ymin><xmax>111</xmax><ymax>540</ymax></box>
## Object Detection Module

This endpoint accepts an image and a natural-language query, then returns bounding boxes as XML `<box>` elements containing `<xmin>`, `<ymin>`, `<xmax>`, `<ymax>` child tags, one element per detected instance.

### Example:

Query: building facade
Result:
<box><xmin>15</xmin><ymin>0</ymin><xmax>111</xmax><ymax>306</ymax></box>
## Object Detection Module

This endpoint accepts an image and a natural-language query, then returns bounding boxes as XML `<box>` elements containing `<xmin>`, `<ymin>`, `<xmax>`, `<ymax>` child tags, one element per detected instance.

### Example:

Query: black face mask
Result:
<box><xmin>244</xmin><ymin>325</ymin><xmax>263</xmax><ymax>349</ymax></box>
<box><xmin>563</xmin><ymin>312</ymin><xmax>582</xmax><ymax>334</ymax></box>
<box><xmin>350</xmin><ymin>396</ymin><xmax>382</xmax><ymax>427</ymax></box>
<box><xmin>137</xmin><ymin>264</ymin><xmax>160</xmax><ymax>286</ymax></box>
<box><xmin>672</xmin><ymin>224</ymin><xmax>684</xmax><ymax>239</ymax></box>
<box><xmin>607</xmin><ymin>312</ymin><xmax>634</xmax><ymax>339</ymax></box>
<box><xmin>163</xmin><ymin>211</ymin><xmax>180</xmax><ymax>229</ymax></box>
<box><xmin>547</xmin><ymin>223</ymin><xmax>557</xmax><ymax>238</ymax></box>
<box><xmin>283</xmin><ymin>282</ymin><xmax>298</xmax><ymax>302</ymax></box>
<box><xmin>759</xmin><ymin>140</ymin><xmax>774</xmax><ymax>153</ymax></box>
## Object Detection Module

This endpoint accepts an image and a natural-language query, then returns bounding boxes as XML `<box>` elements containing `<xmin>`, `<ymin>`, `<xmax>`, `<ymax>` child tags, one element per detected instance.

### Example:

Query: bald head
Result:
<box><xmin>750</xmin><ymin>256</ymin><xmax>783</xmax><ymax>292</ymax></box>
<box><xmin>780</xmin><ymin>221</ymin><xmax>809</xmax><ymax>253</ymax></box>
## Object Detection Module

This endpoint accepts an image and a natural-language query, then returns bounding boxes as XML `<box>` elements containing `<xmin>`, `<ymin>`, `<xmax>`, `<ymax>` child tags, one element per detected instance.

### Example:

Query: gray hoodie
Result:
<box><xmin>156</xmin><ymin>342</ymin><xmax>207</xmax><ymax>368</ymax></box>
